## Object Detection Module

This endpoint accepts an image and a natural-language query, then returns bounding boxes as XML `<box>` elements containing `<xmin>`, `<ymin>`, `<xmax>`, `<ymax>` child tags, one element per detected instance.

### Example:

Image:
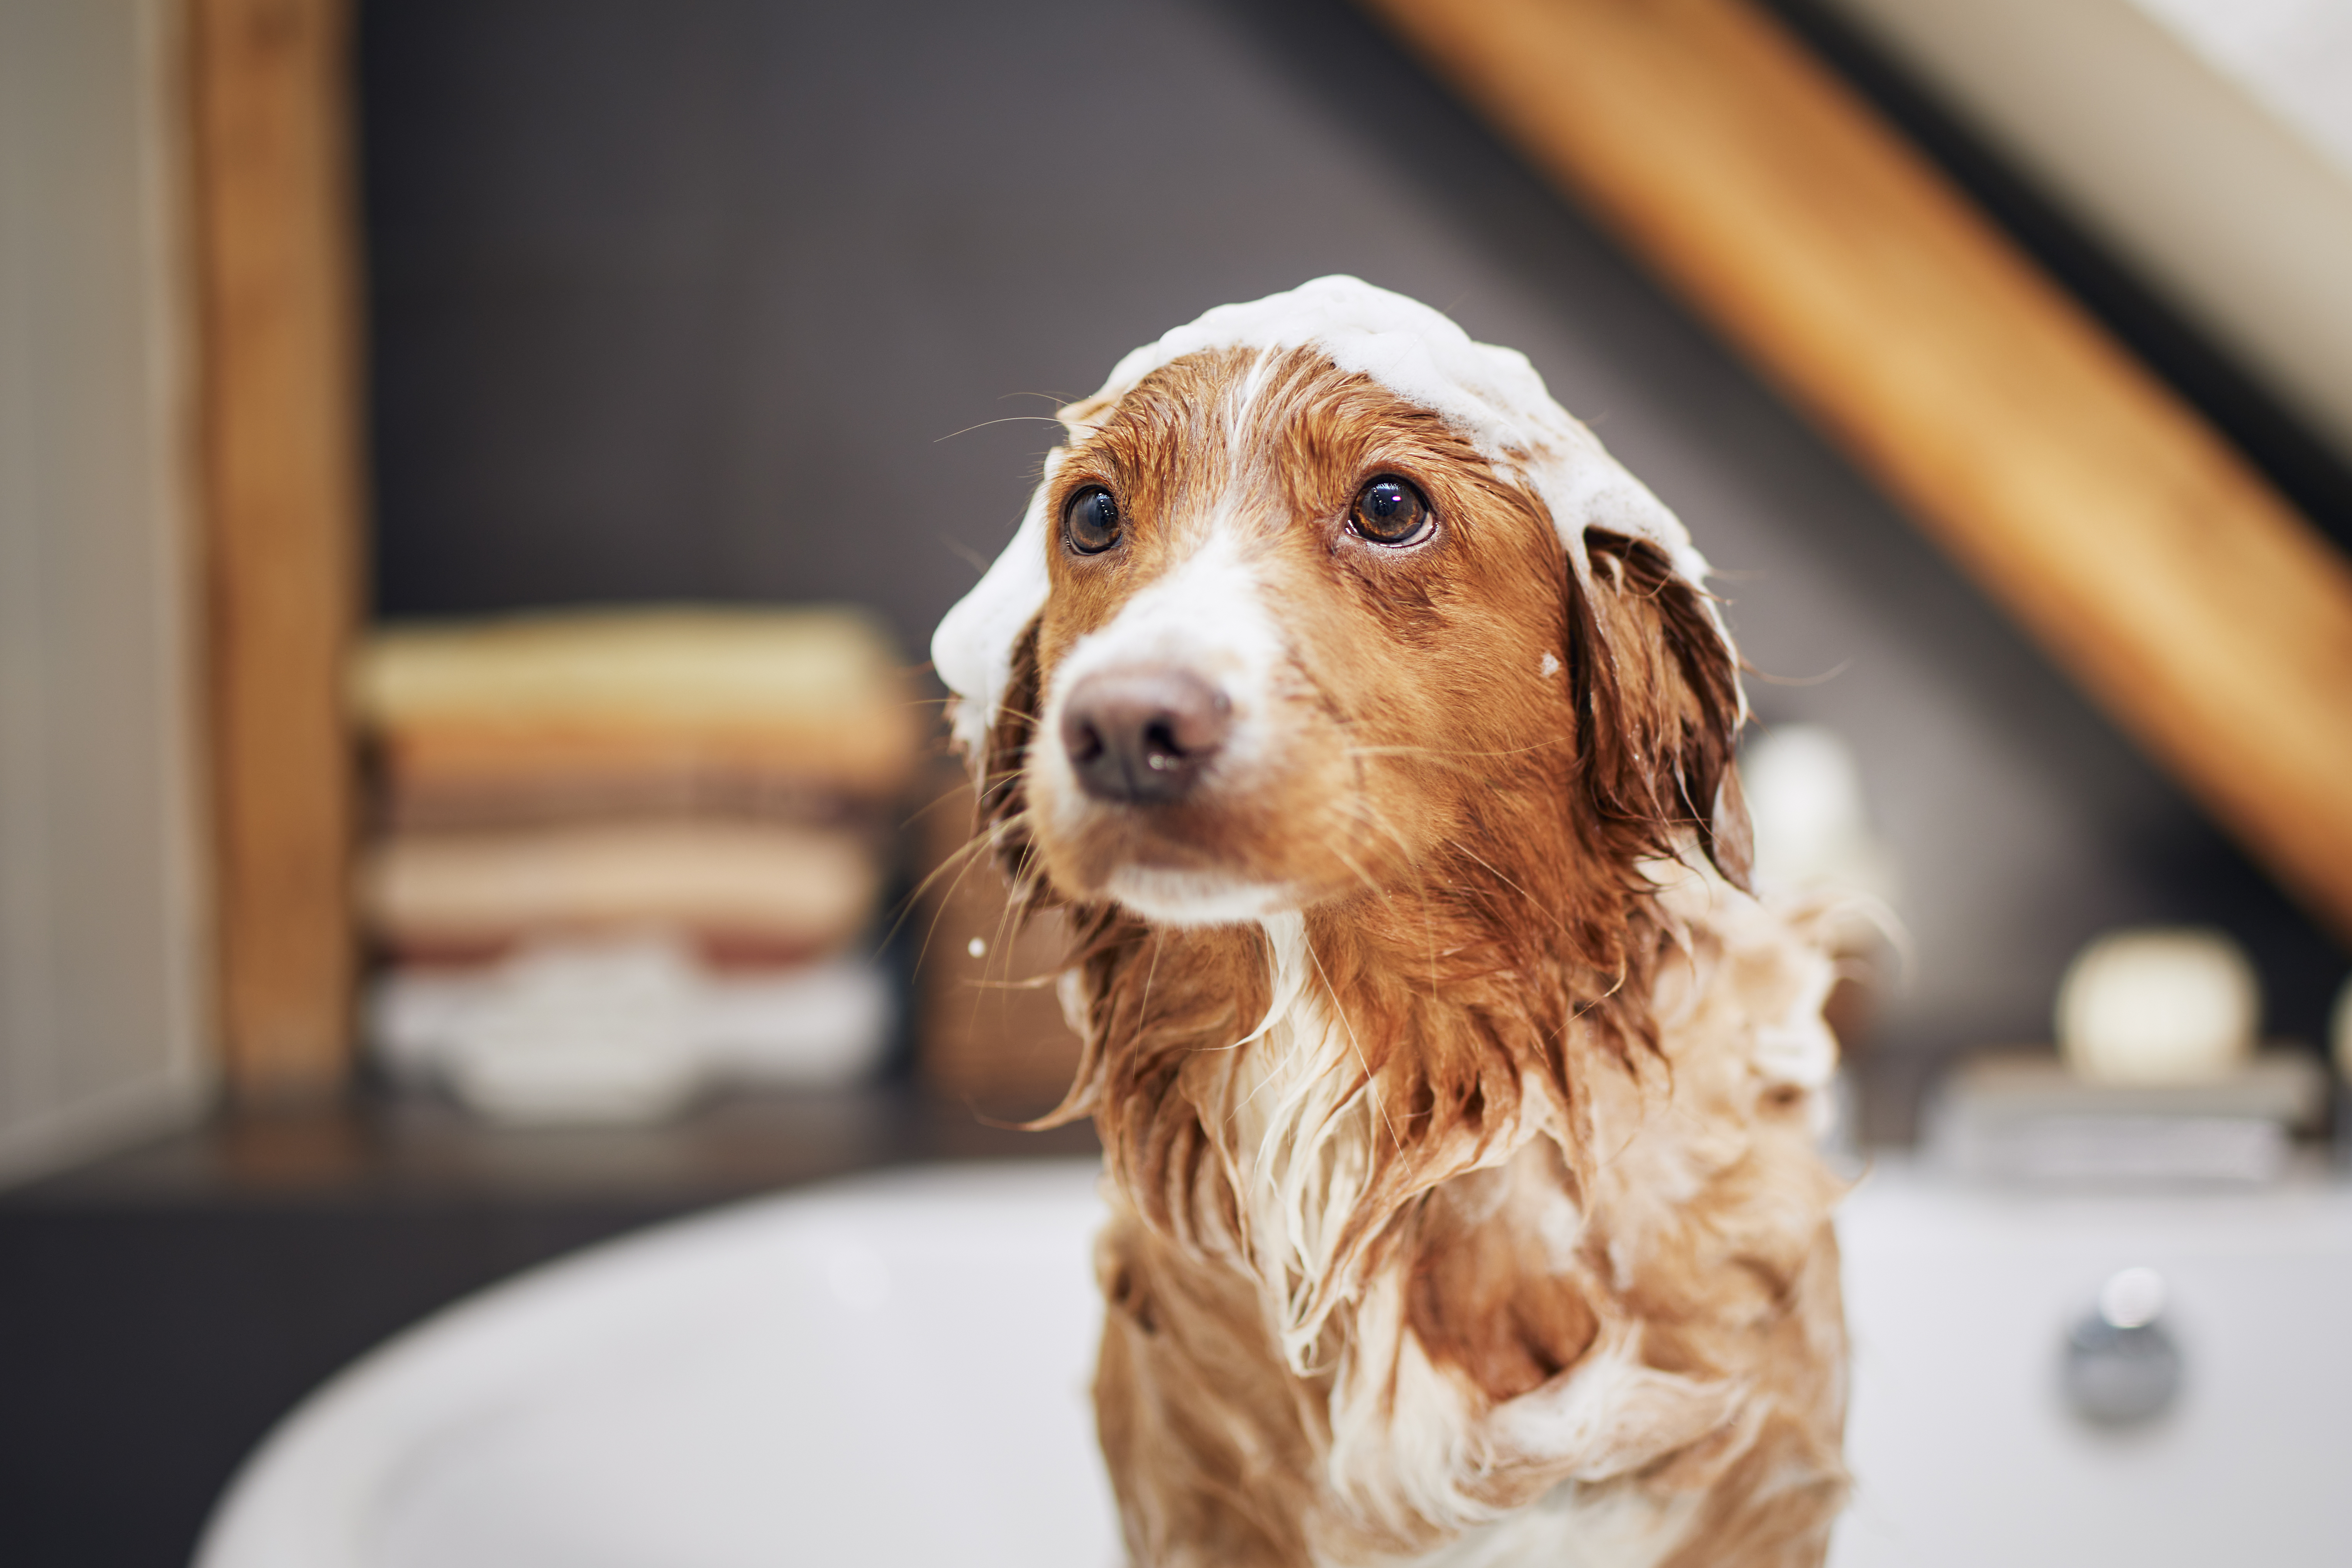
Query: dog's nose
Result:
<box><xmin>1060</xmin><ymin>668</ymin><xmax>1231</xmax><ymax>804</ymax></box>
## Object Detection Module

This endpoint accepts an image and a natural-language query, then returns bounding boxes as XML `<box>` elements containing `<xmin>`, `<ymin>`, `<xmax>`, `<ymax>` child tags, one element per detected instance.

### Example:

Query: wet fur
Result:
<box><xmin>963</xmin><ymin>348</ymin><xmax>1847</xmax><ymax>1565</ymax></box>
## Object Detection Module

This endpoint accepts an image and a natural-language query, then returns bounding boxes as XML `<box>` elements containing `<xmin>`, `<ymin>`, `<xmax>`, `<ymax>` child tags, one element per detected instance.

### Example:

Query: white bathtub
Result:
<box><xmin>195</xmin><ymin>1158</ymin><xmax>2352</xmax><ymax>1568</ymax></box>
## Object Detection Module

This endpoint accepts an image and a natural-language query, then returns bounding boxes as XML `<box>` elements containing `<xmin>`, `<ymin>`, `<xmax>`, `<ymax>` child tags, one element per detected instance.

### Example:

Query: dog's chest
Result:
<box><xmin>1365</xmin><ymin>1481</ymin><xmax>1696</xmax><ymax>1568</ymax></box>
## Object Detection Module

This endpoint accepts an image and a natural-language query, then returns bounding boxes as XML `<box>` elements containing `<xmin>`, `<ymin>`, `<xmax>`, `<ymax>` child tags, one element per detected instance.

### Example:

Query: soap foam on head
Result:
<box><xmin>932</xmin><ymin>275</ymin><xmax>1727</xmax><ymax>757</ymax></box>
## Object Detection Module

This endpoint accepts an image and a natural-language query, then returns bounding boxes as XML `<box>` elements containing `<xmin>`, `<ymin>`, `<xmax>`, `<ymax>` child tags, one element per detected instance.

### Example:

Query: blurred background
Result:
<box><xmin>355</xmin><ymin>0</ymin><xmax>2352</xmax><ymax>1116</ymax></box>
<box><xmin>3</xmin><ymin>0</ymin><xmax>2350</xmax><ymax>1563</ymax></box>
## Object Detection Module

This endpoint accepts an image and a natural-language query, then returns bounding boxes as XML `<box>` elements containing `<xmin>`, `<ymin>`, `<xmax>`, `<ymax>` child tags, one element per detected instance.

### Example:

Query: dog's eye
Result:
<box><xmin>1350</xmin><ymin>477</ymin><xmax>1433</xmax><ymax>546</ymax></box>
<box><xmin>1064</xmin><ymin>486</ymin><xmax>1122</xmax><ymax>555</ymax></box>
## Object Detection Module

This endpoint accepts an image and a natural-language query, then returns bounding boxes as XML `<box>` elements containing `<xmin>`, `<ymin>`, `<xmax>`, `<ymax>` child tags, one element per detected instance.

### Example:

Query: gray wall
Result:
<box><xmin>359</xmin><ymin>0</ymin><xmax>2348</xmax><ymax>1129</ymax></box>
<box><xmin>0</xmin><ymin>0</ymin><xmax>210</xmax><ymax>1181</ymax></box>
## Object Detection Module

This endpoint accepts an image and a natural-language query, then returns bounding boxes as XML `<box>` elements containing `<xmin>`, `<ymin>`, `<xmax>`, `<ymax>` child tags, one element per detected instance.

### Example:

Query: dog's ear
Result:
<box><xmin>1568</xmin><ymin>531</ymin><xmax>1751</xmax><ymax>887</ymax></box>
<box><xmin>975</xmin><ymin>613</ymin><xmax>1054</xmax><ymax>904</ymax></box>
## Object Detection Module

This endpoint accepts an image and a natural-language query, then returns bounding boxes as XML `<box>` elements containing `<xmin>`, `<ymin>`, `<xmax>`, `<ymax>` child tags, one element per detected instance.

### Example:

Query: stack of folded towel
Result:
<box><xmin>355</xmin><ymin>606</ymin><xmax>922</xmax><ymax>1122</ymax></box>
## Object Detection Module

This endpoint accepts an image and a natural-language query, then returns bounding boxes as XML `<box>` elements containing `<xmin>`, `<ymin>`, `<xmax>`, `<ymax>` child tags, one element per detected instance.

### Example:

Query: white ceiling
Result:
<box><xmin>1825</xmin><ymin>0</ymin><xmax>2352</xmax><ymax>464</ymax></box>
<box><xmin>2134</xmin><ymin>0</ymin><xmax>2352</xmax><ymax>176</ymax></box>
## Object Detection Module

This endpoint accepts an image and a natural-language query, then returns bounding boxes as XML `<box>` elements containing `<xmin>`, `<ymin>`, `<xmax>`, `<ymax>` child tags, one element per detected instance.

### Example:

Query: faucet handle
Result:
<box><xmin>2062</xmin><ymin>1267</ymin><xmax>2182</xmax><ymax>1425</ymax></box>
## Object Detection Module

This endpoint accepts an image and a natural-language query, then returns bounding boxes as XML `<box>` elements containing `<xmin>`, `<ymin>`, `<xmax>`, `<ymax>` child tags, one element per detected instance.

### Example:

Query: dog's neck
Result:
<box><xmin>1047</xmin><ymin>830</ymin><xmax>1845</xmax><ymax>1563</ymax></box>
<box><xmin>1064</xmin><ymin>827</ymin><xmax>1687</xmax><ymax>1368</ymax></box>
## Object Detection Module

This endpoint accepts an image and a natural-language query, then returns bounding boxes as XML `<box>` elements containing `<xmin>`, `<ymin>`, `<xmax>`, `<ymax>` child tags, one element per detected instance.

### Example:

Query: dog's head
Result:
<box><xmin>935</xmin><ymin>278</ymin><xmax>1747</xmax><ymax>931</ymax></box>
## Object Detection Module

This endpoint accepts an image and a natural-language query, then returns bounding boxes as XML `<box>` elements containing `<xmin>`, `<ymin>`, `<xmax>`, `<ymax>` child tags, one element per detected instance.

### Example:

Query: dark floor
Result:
<box><xmin>0</xmin><ymin>1088</ymin><xmax>1098</xmax><ymax>1568</ymax></box>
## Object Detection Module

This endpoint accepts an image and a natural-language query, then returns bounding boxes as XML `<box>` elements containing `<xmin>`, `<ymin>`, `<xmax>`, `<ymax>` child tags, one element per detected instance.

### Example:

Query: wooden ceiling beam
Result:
<box><xmin>1361</xmin><ymin>0</ymin><xmax>2352</xmax><ymax>944</ymax></box>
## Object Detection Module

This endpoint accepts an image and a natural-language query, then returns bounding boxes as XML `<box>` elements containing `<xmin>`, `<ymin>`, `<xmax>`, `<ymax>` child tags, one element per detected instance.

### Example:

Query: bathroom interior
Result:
<box><xmin>3</xmin><ymin>0</ymin><xmax>2350</xmax><ymax>1564</ymax></box>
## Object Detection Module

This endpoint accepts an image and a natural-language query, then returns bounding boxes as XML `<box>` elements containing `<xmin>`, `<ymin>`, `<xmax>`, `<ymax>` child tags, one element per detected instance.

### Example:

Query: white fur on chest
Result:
<box><xmin>1219</xmin><ymin>918</ymin><xmax>1711</xmax><ymax>1566</ymax></box>
<box><xmin>1222</xmin><ymin>910</ymin><xmax>1390</xmax><ymax>1368</ymax></box>
<box><xmin>1366</xmin><ymin>1481</ymin><xmax>1696</xmax><ymax>1568</ymax></box>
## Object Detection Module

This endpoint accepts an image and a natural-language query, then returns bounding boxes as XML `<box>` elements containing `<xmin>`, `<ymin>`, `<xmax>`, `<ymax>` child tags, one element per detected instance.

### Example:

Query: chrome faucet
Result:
<box><xmin>2061</xmin><ymin>1267</ymin><xmax>2182</xmax><ymax>1426</ymax></box>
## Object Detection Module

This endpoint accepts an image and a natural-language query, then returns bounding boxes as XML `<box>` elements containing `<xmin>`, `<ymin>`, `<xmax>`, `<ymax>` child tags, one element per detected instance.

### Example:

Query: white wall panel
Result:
<box><xmin>0</xmin><ymin>0</ymin><xmax>210</xmax><ymax>1182</ymax></box>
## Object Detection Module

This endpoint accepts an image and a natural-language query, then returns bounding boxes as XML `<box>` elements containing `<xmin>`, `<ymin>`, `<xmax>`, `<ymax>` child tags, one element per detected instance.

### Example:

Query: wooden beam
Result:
<box><xmin>1360</xmin><ymin>0</ymin><xmax>2352</xmax><ymax>942</ymax></box>
<box><xmin>189</xmin><ymin>0</ymin><xmax>363</xmax><ymax>1098</ymax></box>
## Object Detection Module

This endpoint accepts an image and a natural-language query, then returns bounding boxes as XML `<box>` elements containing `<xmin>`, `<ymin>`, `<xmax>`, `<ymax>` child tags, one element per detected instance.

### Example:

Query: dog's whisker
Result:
<box><xmin>964</xmin><ymin>852</ymin><xmax>1053</xmax><ymax>1061</ymax></box>
<box><xmin>1446</xmin><ymin>839</ymin><xmax>1588</xmax><ymax>954</ymax></box>
<box><xmin>1341</xmin><ymin>738</ymin><xmax>1567</xmax><ymax>762</ymax></box>
<box><xmin>1131</xmin><ymin>926</ymin><xmax>1166</xmax><ymax>1064</ymax></box>
<box><xmin>880</xmin><ymin>852</ymin><xmax>975</xmax><ymax>960</ymax></box>
<box><xmin>896</xmin><ymin>778</ymin><xmax>982</xmax><ymax>835</ymax></box>
<box><xmin>1327</xmin><ymin>844</ymin><xmax>1385</xmax><ymax>904</ymax></box>
<box><xmin>931</xmin><ymin>413</ymin><xmax>1069</xmax><ymax>443</ymax></box>
<box><xmin>1301</xmin><ymin>933</ymin><xmax>1400</xmax><ymax>1155</ymax></box>
<box><xmin>886</xmin><ymin>815</ymin><xmax>996</xmax><ymax>931</ymax></box>
<box><xmin>1333</xmin><ymin>796</ymin><xmax>1419</xmax><ymax>870</ymax></box>
<box><xmin>901</xmin><ymin>822</ymin><xmax>1020</xmax><ymax>981</ymax></box>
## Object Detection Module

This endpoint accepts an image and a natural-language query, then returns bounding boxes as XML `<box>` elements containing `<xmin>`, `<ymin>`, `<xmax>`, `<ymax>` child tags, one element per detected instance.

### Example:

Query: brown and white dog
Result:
<box><xmin>933</xmin><ymin>278</ymin><xmax>1848</xmax><ymax>1567</ymax></box>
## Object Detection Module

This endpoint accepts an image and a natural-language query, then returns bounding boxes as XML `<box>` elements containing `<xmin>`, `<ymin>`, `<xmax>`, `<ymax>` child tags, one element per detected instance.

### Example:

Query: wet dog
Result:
<box><xmin>934</xmin><ymin>278</ymin><xmax>1847</xmax><ymax>1566</ymax></box>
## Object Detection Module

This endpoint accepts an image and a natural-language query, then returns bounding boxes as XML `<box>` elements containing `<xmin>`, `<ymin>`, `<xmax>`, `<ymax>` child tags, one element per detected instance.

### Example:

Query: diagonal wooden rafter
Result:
<box><xmin>1359</xmin><ymin>0</ymin><xmax>2352</xmax><ymax>944</ymax></box>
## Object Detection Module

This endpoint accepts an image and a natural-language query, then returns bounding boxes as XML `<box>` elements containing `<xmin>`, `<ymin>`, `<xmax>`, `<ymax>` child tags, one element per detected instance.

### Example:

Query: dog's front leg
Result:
<box><xmin>1093</xmin><ymin>1207</ymin><xmax>1323</xmax><ymax>1567</ymax></box>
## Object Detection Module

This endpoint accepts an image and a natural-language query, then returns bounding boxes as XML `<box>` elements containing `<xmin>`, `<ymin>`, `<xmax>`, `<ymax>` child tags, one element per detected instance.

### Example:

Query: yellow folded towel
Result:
<box><xmin>356</xmin><ymin>607</ymin><xmax>927</xmax><ymax>799</ymax></box>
